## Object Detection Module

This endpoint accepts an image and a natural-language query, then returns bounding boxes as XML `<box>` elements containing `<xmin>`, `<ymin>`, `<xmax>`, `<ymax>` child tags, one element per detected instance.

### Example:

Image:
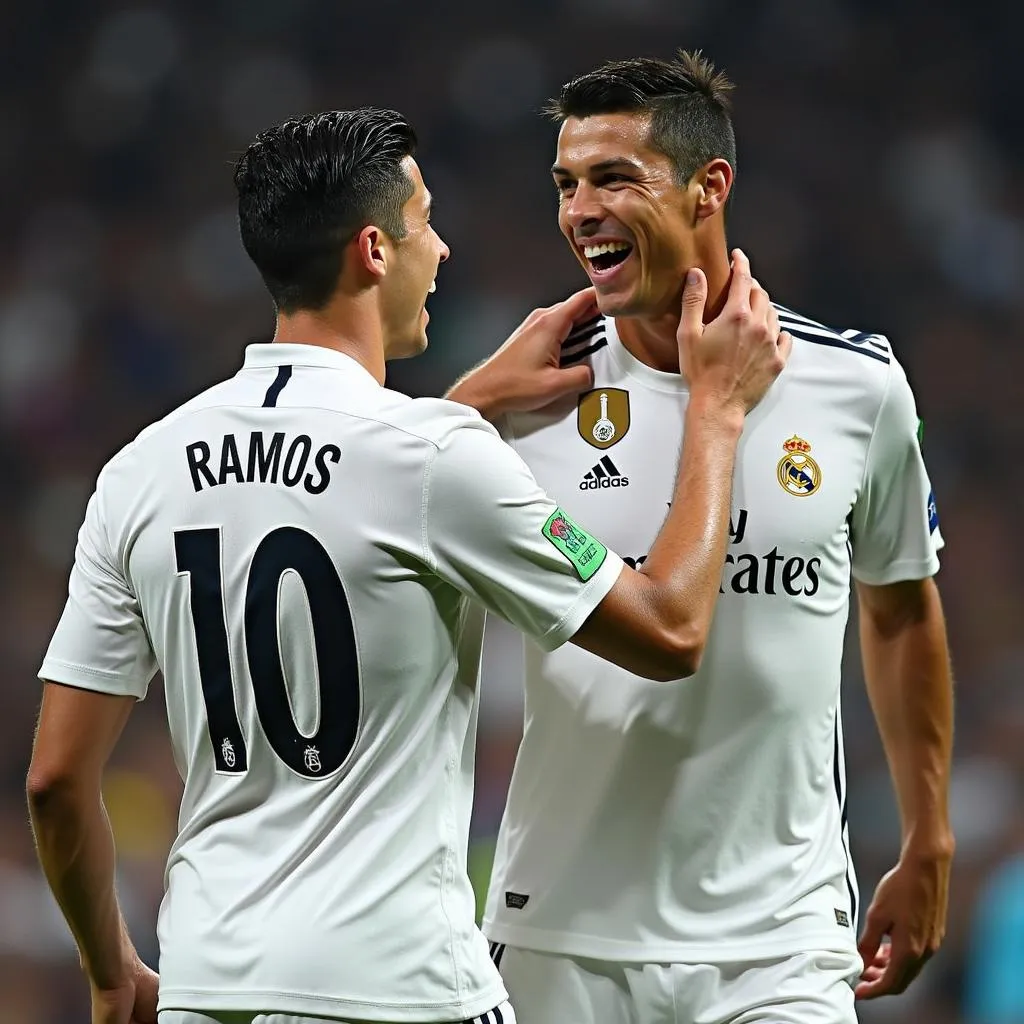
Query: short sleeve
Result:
<box><xmin>850</xmin><ymin>358</ymin><xmax>943</xmax><ymax>585</ymax></box>
<box><xmin>424</xmin><ymin>416</ymin><xmax>622</xmax><ymax>651</ymax></box>
<box><xmin>38</xmin><ymin>479</ymin><xmax>158</xmax><ymax>698</ymax></box>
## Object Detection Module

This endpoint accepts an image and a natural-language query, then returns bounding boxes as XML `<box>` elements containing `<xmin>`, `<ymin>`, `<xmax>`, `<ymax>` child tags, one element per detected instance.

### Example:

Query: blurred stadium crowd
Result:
<box><xmin>2</xmin><ymin>1</ymin><xmax>1023</xmax><ymax>1021</ymax></box>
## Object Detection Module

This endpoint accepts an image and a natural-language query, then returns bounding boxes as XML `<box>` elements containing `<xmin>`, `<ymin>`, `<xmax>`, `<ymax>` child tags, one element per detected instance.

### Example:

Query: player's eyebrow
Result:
<box><xmin>551</xmin><ymin>158</ymin><xmax>644</xmax><ymax>177</ymax></box>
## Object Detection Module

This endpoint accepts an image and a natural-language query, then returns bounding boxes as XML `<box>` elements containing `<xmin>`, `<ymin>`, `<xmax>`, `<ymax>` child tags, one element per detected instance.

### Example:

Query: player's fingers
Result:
<box><xmin>856</xmin><ymin>964</ymin><xmax>887</xmax><ymax>989</ymax></box>
<box><xmin>545</xmin><ymin>363</ymin><xmax>594</xmax><ymax>400</ymax></box>
<box><xmin>855</xmin><ymin>940</ymin><xmax>891</xmax><ymax>995</ymax></box>
<box><xmin>860</xmin><ymin>933</ymin><xmax>922</xmax><ymax>1000</ymax></box>
<box><xmin>725</xmin><ymin>249</ymin><xmax>752</xmax><ymax>310</ymax></box>
<box><xmin>856</xmin><ymin>909</ymin><xmax>889</xmax><ymax>966</ymax></box>
<box><xmin>776</xmin><ymin>330</ymin><xmax>793</xmax><ymax>366</ymax></box>
<box><xmin>855</xmin><ymin>977</ymin><xmax>885</xmax><ymax>1000</ymax></box>
<box><xmin>553</xmin><ymin>287</ymin><xmax>600</xmax><ymax>328</ymax></box>
<box><xmin>679</xmin><ymin>267</ymin><xmax>707</xmax><ymax>341</ymax></box>
<box><xmin>749</xmin><ymin>277</ymin><xmax>769</xmax><ymax>317</ymax></box>
<box><xmin>867</xmin><ymin>942</ymin><xmax>892</xmax><ymax>971</ymax></box>
<box><xmin>855</xmin><ymin>954</ymin><xmax>902</xmax><ymax>1000</ymax></box>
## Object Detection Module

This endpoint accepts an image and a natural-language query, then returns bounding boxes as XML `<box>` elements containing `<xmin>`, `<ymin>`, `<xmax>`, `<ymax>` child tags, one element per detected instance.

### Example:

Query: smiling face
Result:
<box><xmin>380</xmin><ymin>156</ymin><xmax>449</xmax><ymax>359</ymax></box>
<box><xmin>553</xmin><ymin>113</ymin><xmax>705</xmax><ymax>318</ymax></box>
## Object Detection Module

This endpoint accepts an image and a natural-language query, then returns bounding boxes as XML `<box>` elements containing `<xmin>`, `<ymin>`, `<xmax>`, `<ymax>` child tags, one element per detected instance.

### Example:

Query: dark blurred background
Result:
<box><xmin>2</xmin><ymin>1</ymin><xmax>1023</xmax><ymax>1021</ymax></box>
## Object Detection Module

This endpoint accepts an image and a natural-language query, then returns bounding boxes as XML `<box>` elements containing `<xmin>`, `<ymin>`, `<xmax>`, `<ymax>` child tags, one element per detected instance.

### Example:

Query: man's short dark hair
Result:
<box><xmin>234</xmin><ymin>108</ymin><xmax>418</xmax><ymax>313</ymax></box>
<box><xmin>545</xmin><ymin>50</ymin><xmax>736</xmax><ymax>186</ymax></box>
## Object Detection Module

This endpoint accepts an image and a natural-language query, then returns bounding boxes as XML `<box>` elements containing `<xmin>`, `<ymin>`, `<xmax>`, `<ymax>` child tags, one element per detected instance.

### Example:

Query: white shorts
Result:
<box><xmin>159</xmin><ymin>1003</ymin><xmax>515</xmax><ymax>1024</ymax></box>
<box><xmin>490</xmin><ymin>944</ymin><xmax>859</xmax><ymax>1024</ymax></box>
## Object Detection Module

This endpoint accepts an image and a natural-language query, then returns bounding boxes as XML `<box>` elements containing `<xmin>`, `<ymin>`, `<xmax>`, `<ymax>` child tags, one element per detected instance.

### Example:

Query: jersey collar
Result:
<box><xmin>243</xmin><ymin>343</ymin><xmax>380</xmax><ymax>386</ymax></box>
<box><xmin>605</xmin><ymin>318</ymin><xmax>689</xmax><ymax>394</ymax></box>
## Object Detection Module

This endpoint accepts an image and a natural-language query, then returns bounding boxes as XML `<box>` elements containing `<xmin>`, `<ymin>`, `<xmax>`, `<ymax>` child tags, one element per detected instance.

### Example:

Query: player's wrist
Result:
<box><xmin>901</xmin><ymin>821</ymin><xmax>955</xmax><ymax>863</ymax></box>
<box><xmin>445</xmin><ymin>375</ymin><xmax>506</xmax><ymax>422</ymax></box>
<box><xmin>685</xmin><ymin>390</ymin><xmax>746</xmax><ymax>436</ymax></box>
<box><xmin>82</xmin><ymin>921</ymin><xmax>141</xmax><ymax>991</ymax></box>
<box><xmin>84</xmin><ymin>950</ymin><xmax>136</xmax><ymax>993</ymax></box>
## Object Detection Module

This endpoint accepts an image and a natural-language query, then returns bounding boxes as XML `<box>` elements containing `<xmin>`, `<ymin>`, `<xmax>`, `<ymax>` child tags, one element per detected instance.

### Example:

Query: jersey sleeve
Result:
<box><xmin>423</xmin><ymin>413</ymin><xmax>622</xmax><ymax>651</ymax></box>
<box><xmin>38</xmin><ymin>475</ymin><xmax>158</xmax><ymax>698</ymax></box>
<box><xmin>850</xmin><ymin>357</ymin><xmax>943</xmax><ymax>585</ymax></box>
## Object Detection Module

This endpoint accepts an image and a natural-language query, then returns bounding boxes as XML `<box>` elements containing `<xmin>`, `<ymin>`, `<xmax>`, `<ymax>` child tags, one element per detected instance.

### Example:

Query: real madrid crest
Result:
<box><xmin>777</xmin><ymin>435</ymin><xmax>821</xmax><ymax>497</ymax></box>
<box><xmin>577</xmin><ymin>388</ymin><xmax>630</xmax><ymax>450</ymax></box>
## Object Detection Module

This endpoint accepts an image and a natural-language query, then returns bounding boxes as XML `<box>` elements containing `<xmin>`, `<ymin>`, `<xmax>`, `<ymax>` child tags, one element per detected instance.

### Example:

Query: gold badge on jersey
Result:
<box><xmin>777</xmin><ymin>436</ymin><xmax>822</xmax><ymax>497</ymax></box>
<box><xmin>577</xmin><ymin>388</ymin><xmax>630</xmax><ymax>450</ymax></box>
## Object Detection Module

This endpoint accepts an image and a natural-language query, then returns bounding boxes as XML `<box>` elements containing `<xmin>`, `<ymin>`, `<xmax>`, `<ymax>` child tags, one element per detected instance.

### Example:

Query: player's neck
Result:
<box><xmin>272</xmin><ymin>297</ymin><xmax>386</xmax><ymax>385</ymax></box>
<box><xmin>615</xmin><ymin>249</ymin><xmax>731</xmax><ymax>376</ymax></box>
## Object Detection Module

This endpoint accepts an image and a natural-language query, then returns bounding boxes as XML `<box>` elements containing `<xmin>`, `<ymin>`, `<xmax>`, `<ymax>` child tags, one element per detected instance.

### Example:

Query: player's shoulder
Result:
<box><xmin>774</xmin><ymin>302</ymin><xmax>905</xmax><ymax>394</ymax></box>
<box><xmin>775</xmin><ymin>303</ymin><xmax>898</xmax><ymax>367</ymax></box>
<box><xmin>97</xmin><ymin>378</ymin><xmax>239</xmax><ymax>480</ymax></box>
<box><xmin>776</xmin><ymin>303</ymin><xmax>893</xmax><ymax>367</ymax></box>
<box><xmin>390</xmin><ymin>395</ymin><xmax>502</xmax><ymax>451</ymax></box>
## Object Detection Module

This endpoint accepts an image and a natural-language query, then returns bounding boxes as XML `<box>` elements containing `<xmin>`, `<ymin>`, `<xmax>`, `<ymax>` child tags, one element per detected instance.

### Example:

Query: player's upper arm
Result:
<box><xmin>423</xmin><ymin>413</ymin><xmax>696</xmax><ymax>679</ymax></box>
<box><xmin>423</xmin><ymin>413</ymin><xmax>622</xmax><ymax>650</ymax></box>
<box><xmin>856</xmin><ymin>575</ymin><xmax>942</xmax><ymax>636</ymax></box>
<box><xmin>850</xmin><ymin>357</ymin><xmax>943</xmax><ymax>586</ymax></box>
<box><xmin>570</xmin><ymin>574</ymin><xmax>704</xmax><ymax>681</ymax></box>
<box><xmin>38</xmin><ymin>473</ymin><xmax>158</xmax><ymax>700</ymax></box>
<box><xmin>27</xmin><ymin>683</ymin><xmax>136</xmax><ymax>796</ymax></box>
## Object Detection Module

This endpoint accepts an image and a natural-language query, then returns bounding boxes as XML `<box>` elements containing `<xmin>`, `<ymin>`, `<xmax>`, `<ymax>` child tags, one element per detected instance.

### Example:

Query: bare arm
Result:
<box><xmin>858</xmin><ymin>576</ymin><xmax>954</xmax><ymax>848</ymax></box>
<box><xmin>448</xmin><ymin>252</ymin><xmax>788</xmax><ymax>682</ymax></box>
<box><xmin>571</xmin><ymin>397</ymin><xmax>743</xmax><ymax>679</ymax></box>
<box><xmin>572</xmin><ymin>255</ymin><xmax>789</xmax><ymax>680</ymax></box>
<box><xmin>854</xmin><ymin>575</ymin><xmax>955</xmax><ymax>997</ymax></box>
<box><xmin>26</xmin><ymin>682</ymin><xmax>141</xmax><ymax>990</ymax></box>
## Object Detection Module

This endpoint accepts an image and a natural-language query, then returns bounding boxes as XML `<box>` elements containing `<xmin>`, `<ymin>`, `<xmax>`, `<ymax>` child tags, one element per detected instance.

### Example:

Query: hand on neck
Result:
<box><xmin>614</xmin><ymin>248</ymin><xmax>731</xmax><ymax>376</ymax></box>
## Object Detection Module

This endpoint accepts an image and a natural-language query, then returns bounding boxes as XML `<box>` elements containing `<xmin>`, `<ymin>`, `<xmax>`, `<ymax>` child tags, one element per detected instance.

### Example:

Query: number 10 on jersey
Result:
<box><xmin>174</xmin><ymin>526</ymin><xmax>361</xmax><ymax>780</ymax></box>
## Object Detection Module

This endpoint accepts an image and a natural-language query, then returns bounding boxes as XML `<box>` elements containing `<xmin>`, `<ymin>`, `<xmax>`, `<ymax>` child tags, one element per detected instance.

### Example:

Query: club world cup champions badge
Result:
<box><xmin>577</xmin><ymin>389</ymin><xmax>630</xmax><ymax>450</ymax></box>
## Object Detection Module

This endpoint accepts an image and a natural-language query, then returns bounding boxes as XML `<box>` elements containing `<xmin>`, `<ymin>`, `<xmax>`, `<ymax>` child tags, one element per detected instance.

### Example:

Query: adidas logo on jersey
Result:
<box><xmin>580</xmin><ymin>456</ymin><xmax>629</xmax><ymax>490</ymax></box>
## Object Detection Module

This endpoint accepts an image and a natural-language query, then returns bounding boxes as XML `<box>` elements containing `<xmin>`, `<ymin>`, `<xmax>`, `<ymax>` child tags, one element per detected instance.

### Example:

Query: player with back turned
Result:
<box><xmin>450</xmin><ymin>51</ymin><xmax>955</xmax><ymax>1024</ymax></box>
<box><xmin>26</xmin><ymin>107</ymin><xmax>787</xmax><ymax>1024</ymax></box>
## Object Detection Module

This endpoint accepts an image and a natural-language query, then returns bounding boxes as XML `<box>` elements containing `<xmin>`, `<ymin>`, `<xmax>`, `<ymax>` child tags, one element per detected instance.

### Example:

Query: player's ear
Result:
<box><xmin>693</xmin><ymin>159</ymin><xmax>733</xmax><ymax>221</ymax></box>
<box><xmin>354</xmin><ymin>225</ymin><xmax>389</xmax><ymax>280</ymax></box>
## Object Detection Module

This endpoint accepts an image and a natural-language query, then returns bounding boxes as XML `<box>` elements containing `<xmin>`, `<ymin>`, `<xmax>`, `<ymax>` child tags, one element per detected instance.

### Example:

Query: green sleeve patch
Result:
<box><xmin>917</xmin><ymin>417</ymin><xmax>924</xmax><ymax>448</ymax></box>
<box><xmin>542</xmin><ymin>508</ymin><xmax>607</xmax><ymax>582</ymax></box>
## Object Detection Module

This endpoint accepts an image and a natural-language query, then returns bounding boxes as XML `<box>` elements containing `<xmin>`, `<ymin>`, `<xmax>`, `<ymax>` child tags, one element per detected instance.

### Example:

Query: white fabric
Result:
<box><xmin>159</xmin><ymin>1002</ymin><xmax>516</xmax><ymax>1024</ymax></box>
<box><xmin>484</xmin><ymin>308</ymin><xmax>942</xmax><ymax>962</ymax></box>
<box><xmin>41</xmin><ymin>343</ymin><xmax>619</xmax><ymax>1022</ymax></box>
<box><xmin>495</xmin><ymin>944</ymin><xmax>859</xmax><ymax>1024</ymax></box>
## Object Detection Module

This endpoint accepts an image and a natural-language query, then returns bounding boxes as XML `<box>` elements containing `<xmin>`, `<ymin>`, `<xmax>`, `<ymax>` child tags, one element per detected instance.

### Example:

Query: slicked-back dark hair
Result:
<box><xmin>234</xmin><ymin>108</ymin><xmax>418</xmax><ymax>313</ymax></box>
<box><xmin>546</xmin><ymin>50</ymin><xmax>736</xmax><ymax>186</ymax></box>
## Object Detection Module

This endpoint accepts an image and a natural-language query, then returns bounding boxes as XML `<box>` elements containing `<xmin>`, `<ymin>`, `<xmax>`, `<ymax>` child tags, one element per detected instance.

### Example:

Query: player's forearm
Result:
<box><xmin>445</xmin><ymin>365</ymin><xmax>504</xmax><ymax>422</ymax></box>
<box><xmin>859</xmin><ymin>581</ymin><xmax>955</xmax><ymax>852</ymax></box>
<box><xmin>27</xmin><ymin>780</ymin><xmax>133</xmax><ymax>988</ymax></box>
<box><xmin>638</xmin><ymin>394</ymin><xmax>744</xmax><ymax>656</ymax></box>
<box><xmin>444</xmin><ymin>381</ymin><xmax>491</xmax><ymax>419</ymax></box>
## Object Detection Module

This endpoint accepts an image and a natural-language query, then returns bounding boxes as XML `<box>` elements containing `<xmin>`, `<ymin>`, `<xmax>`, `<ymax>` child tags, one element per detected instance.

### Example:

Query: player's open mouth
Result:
<box><xmin>583</xmin><ymin>241</ymin><xmax>634</xmax><ymax>280</ymax></box>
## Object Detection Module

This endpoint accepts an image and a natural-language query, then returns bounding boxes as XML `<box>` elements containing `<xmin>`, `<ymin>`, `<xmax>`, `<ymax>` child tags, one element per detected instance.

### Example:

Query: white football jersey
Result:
<box><xmin>39</xmin><ymin>343</ymin><xmax>622</xmax><ymax>1021</ymax></box>
<box><xmin>483</xmin><ymin>306</ymin><xmax>943</xmax><ymax>962</ymax></box>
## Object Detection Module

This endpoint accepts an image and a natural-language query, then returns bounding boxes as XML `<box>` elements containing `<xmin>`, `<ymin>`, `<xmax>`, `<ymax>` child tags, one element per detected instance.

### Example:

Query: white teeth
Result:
<box><xmin>583</xmin><ymin>241</ymin><xmax>632</xmax><ymax>259</ymax></box>
<box><xmin>428</xmin><ymin>281</ymin><xmax>436</xmax><ymax>293</ymax></box>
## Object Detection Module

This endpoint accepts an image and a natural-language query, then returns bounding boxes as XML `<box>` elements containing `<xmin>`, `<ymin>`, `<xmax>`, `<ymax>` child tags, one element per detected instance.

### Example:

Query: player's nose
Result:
<box><xmin>563</xmin><ymin>184</ymin><xmax>604</xmax><ymax>230</ymax></box>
